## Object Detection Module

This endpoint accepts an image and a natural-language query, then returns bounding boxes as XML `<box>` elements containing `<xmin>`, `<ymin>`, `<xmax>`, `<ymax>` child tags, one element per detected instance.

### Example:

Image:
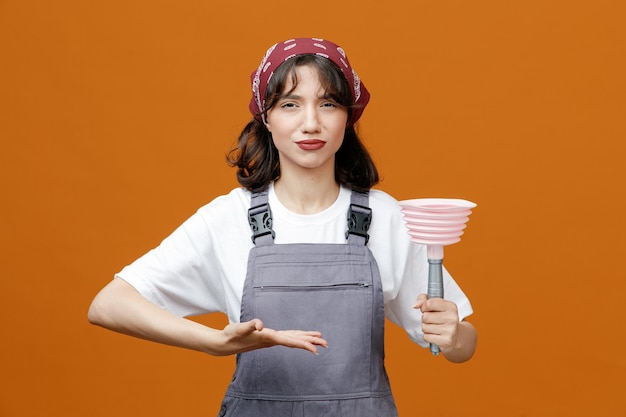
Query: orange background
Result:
<box><xmin>1</xmin><ymin>1</ymin><xmax>625</xmax><ymax>416</ymax></box>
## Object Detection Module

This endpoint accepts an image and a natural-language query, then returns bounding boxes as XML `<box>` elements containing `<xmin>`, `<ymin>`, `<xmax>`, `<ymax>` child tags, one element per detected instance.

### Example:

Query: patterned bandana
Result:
<box><xmin>249</xmin><ymin>38</ymin><xmax>370</xmax><ymax>126</ymax></box>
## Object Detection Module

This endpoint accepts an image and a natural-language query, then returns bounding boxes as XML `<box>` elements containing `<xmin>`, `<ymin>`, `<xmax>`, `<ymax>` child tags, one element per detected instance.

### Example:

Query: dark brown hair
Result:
<box><xmin>227</xmin><ymin>54</ymin><xmax>379</xmax><ymax>192</ymax></box>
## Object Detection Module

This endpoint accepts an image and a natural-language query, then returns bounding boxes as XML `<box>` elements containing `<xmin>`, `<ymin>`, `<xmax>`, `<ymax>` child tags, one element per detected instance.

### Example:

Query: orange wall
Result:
<box><xmin>1</xmin><ymin>1</ymin><xmax>625</xmax><ymax>416</ymax></box>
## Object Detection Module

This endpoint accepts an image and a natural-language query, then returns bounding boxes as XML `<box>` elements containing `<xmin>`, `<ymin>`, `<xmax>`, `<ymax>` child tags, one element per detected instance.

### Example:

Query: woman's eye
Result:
<box><xmin>322</xmin><ymin>102</ymin><xmax>337</xmax><ymax>108</ymax></box>
<box><xmin>280</xmin><ymin>102</ymin><xmax>296</xmax><ymax>108</ymax></box>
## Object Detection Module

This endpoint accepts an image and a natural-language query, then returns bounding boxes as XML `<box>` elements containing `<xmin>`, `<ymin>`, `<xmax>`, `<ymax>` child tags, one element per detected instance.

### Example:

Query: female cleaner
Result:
<box><xmin>88</xmin><ymin>38</ymin><xmax>477</xmax><ymax>416</ymax></box>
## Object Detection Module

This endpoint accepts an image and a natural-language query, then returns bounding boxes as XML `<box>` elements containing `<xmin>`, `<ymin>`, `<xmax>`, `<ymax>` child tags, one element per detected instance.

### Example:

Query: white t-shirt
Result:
<box><xmin>117</xmin><ymin>184</ymin><xmax>473</xmax><ymax>347</ymax></box>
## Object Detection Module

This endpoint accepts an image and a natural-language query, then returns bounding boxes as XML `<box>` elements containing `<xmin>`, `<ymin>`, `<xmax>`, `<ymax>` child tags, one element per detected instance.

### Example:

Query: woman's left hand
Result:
<box><xmin>413</xmin><ymin>294</ymin><xmax>477</xmax><ymax>362</ymax></box>
<box><xmin>413</xmin><ymin>294</ymin><xmax>460</xmax><ymax>353</ymax></box>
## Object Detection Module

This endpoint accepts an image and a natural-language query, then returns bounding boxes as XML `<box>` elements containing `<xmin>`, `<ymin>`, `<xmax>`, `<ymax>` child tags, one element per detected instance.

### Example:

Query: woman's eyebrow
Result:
<box><xmin>279</xmin><ymin>93</ymin><xmax>334</xmax><ymax>100</ymax></box>
<box><xmin>280</xmin><ymin>93</ymin><xmax>301</xmax><ymax>99</ymax></box>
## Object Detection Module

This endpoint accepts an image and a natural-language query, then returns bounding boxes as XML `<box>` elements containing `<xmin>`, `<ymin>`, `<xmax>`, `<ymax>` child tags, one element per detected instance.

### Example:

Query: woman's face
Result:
<box><xmin>266</xmin><ymin>64</ymin><xmax>348</xmax><ymax>178</ymax></box>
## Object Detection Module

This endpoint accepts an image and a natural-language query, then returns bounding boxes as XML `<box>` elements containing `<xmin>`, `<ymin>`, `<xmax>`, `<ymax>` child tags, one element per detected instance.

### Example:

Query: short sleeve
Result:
<box><xmin>116</xmin><ymin>209</ymin><xmax>229</xmax><ymax>317</ymax></box>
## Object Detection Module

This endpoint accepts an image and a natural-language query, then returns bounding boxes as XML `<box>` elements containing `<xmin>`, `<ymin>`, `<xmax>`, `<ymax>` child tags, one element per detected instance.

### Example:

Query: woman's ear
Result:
<box><xmin>265</xmin><ymin>123</ymin><xmax>271</xmax><ymax>132</ymax></box>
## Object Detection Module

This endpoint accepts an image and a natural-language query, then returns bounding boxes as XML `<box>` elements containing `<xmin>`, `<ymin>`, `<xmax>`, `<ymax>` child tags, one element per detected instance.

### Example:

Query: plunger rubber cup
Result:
<box><xmin>398</xmin><ymin>198</ymin><xmax>476</xmax><ymax>357</ymax></box>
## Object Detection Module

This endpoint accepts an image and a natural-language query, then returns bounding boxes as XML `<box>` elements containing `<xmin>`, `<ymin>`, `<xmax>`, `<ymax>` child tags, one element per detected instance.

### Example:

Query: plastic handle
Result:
<box><xmin>427</xmin><ymin>258</ymin><xmax>444</xmax><ymax>356</ymax></box>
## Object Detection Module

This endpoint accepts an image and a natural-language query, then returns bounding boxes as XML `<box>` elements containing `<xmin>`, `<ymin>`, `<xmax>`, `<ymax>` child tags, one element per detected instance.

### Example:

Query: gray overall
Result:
<box><xmin>218</xmin><ymin>190</ymin><xmax>398</xmax><ymax>417</ymax></box>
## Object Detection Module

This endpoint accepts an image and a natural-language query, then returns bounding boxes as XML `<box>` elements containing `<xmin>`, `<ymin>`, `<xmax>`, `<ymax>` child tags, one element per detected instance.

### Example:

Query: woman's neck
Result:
<box><xmin>273</xmin><ymin>175</ymin><xmax>340</xmax><ymax>215</ymax></box>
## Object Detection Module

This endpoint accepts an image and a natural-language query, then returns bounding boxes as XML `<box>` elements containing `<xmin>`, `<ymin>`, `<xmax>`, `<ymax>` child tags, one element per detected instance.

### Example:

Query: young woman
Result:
<box><xmin>88</xmin><ymin>37</ymin><xmax>477</xmax><ymax>416</ymax></box>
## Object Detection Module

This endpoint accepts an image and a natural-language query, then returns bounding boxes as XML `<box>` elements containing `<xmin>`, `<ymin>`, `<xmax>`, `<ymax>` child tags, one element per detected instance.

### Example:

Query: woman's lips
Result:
<box><xmin>296</xmin><ymin>139</ymin><xmax>326</xmax><ymax>150</ymax></box>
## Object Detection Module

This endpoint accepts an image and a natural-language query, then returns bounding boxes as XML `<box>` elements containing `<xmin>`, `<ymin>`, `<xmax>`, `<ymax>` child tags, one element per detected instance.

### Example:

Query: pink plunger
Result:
<box><xmin>398</xmin><ymin>198</ymin><xmax>476</xmax><ymax>356</ymax></box>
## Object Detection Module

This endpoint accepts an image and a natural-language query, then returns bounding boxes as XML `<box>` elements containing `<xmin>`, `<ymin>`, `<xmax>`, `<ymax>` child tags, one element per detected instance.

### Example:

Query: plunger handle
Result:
<box><xmin>427</xmin><ymin>258</ymin><xmax>444</xmax><ymax>356</ymax></box>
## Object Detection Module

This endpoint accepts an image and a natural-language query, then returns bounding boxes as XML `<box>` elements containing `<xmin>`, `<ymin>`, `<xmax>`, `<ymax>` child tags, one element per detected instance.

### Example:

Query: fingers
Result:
<box><xmin>414</xmin><ymin>294</ymin><xmax>456</xmax><ymax>320</ymax></box>
<box><xmin>236</xmin><ymin>318</ymin><xmax>264</xmax><ymax>335</ymax></box>
<box><xmin>422</xmin><ymin>321</ymin><xmax>458</xmax><ymax>350</ymax></box>
<box><xmin>413</xmin><ymin>293</ymin><xmax>428</xmax><ymax>309</ymax></box>
<box><xmin>417</xmin><ymin>296</ymin><xmax>458</xmax><ymax>315</ymax></box>
<box><xmin>252</xmin><ymin>318</ymin><xmax>264</xmax><ymax>332</ymax></box>
<box><xmin>291</xmin><ymin>331</ymin><xmax>328</xmax><ymax>353</ymax></box>
<box><xmin>414</xmin><ymin>296</ymin><xmax>460</xmax><ymax>331</ymax></box>
<box><xmin>262</xmin><ymin>329</ymin><xmax>328</xmax><ymax>355</ymax></box>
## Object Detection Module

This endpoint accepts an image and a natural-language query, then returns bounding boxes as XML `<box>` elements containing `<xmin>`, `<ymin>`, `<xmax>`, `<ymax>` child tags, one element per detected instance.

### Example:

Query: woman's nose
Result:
<box><xmin>300</xmin><ymin>106</ymin><xmax>322</xmax><ymax>133</ymax></box>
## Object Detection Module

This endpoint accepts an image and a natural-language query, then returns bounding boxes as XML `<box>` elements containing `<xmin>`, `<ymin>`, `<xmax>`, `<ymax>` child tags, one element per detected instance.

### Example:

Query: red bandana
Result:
<box><xmin>249</xmin><ymin>38</ymin><xmax>370</xmax><ymax>126</ymax></box>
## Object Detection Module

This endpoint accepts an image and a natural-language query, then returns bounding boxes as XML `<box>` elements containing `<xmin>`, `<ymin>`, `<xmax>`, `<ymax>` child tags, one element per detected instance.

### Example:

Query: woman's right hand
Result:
<box><xmin>218</xmin><ymin>319</ymin><xmax>328</xmax><ymax>356</ymax></box>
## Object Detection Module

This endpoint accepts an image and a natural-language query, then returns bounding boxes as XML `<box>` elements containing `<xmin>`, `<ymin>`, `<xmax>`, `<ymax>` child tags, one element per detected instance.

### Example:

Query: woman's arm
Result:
<box><xmin>88</xmin><ymin>278</ymin><xmax>327</xmax><ymax>355</ymax></box>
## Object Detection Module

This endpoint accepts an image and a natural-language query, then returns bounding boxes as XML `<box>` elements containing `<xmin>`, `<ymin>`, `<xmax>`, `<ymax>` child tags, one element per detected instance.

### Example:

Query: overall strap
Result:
<box><xmin>346</xmin><ymin>190</ymin><xmax>372</xmax><ymax>246</ymax></box>
<box><xmin>248</xmin><ymin>189</ymin><xmax>275</xmax><ymax>246</ymax></box>
<box><xmin>249</xmin><ymin>188</ymin><xmax>372</xmax><ymax>247</ymax></box>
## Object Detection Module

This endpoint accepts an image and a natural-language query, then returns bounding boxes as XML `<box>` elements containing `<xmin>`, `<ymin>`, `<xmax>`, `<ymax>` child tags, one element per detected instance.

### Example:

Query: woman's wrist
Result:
<box><xmin>441</xmin><ymin>321</ymin><xmax>477</xmax><ymax>363</ymax></box>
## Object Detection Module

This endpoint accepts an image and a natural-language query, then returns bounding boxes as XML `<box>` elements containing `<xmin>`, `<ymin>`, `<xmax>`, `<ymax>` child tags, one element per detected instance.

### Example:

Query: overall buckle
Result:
<box><xmin>346</xmin><ymin>203</ymin><xmax>372</xmax><ymax>244</ymax></box>
<box><xmin>248</xmin><ymin>203</ymin><xmax>275</xmax><ymax>243</ymax></box>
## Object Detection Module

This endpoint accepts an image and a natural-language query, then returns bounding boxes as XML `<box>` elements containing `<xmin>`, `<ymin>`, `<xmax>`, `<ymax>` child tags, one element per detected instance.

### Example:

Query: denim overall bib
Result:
<box><xmin>218</xmin><ymin>189</ymin><xmax>398</xmax><ymax>417</ymax></box>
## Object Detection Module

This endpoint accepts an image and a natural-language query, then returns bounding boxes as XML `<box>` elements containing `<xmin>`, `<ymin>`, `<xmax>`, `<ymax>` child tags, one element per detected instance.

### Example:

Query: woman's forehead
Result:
<box><xmin>279</xmin><ymin>63</ymin><xmax>340</xmax><ymax>94</ymax></box>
